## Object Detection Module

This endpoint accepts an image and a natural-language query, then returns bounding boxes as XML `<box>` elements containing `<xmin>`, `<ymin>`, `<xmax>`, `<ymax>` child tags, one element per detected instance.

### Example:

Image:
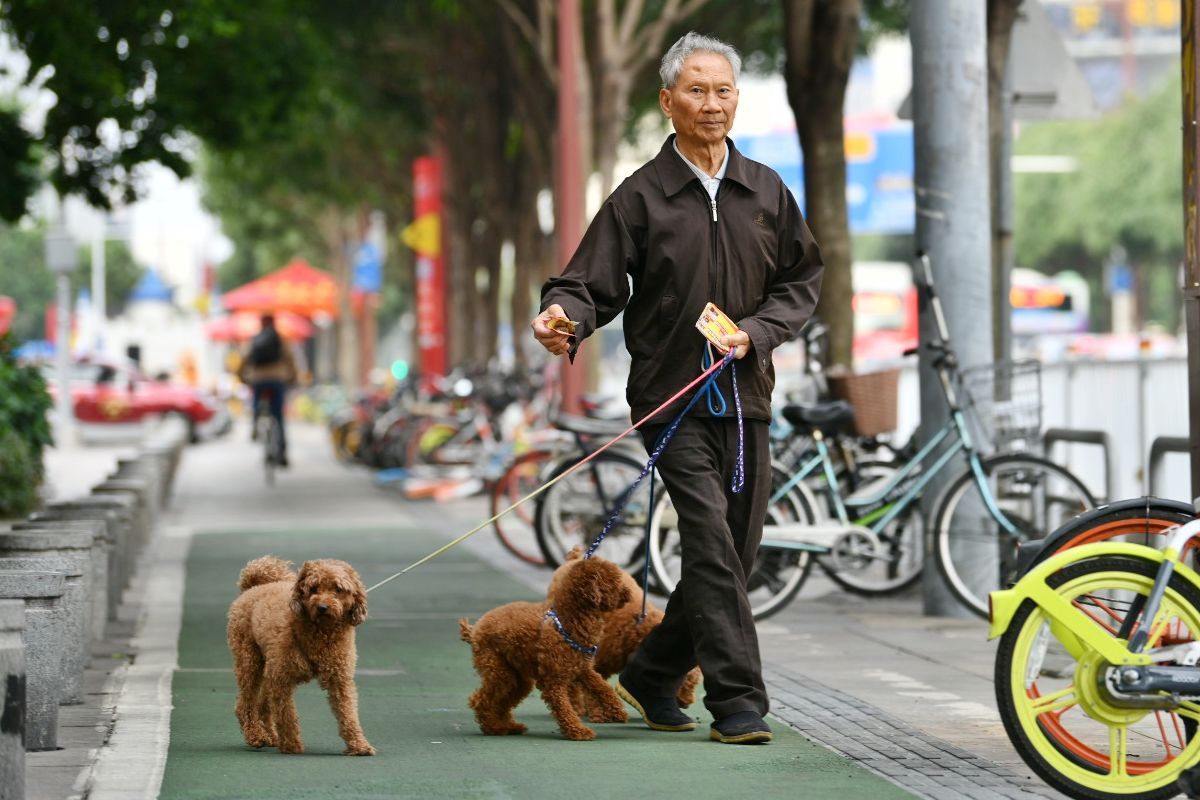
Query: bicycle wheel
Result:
<box><xmin>491</xmin><ymin>449</ymin><xmax>553</xmax><ymax>566</ymax></box>
<box><xmin>648</xmin><ymin>463</ymin><xmax>818</xmax><ymax>620</ymax></box>
<box><xmin>1020</xmin><ymin>498</ymin><xmax>1196</xmax><ymax>577</ymax></box>
<box><xmin>934</xmin><ymin>453</ymin><xmax>1095</xmax><ymax>618</ymax></box>
<box><xmin>534</xmin><ymin>450</ymin><xmax>652</xmax><ymax>573</ymax></box>
<box><xmin>995</xmin><ymin>555</ymin><xmax>1200</xmax><ymax>800</ymax></box>
<box><xmin>259</xmin><ymin>414</ymin><xmax>277</xmax><ymax>487</ymax></box>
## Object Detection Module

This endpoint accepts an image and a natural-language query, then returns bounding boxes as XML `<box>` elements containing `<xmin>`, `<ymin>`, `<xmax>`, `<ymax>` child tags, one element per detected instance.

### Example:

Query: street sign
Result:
<box><xmin>44</xmin><ymin>227</ymin><xmax>77</xmax><ymax>274</ymax></box>
<box><xmin>352</xmin><ymin>241</ymin><xmax>382</xmax><ymax>294</ymax></box>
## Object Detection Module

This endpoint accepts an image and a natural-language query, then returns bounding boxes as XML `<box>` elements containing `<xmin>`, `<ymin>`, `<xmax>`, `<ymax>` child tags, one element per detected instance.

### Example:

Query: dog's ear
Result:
<box><xmin>346</xmin><ymin>572</ymin><xmax>368</xmax><ymax>626</ymax></box>
<box><xmin>290</xmin><ymin>561</ymin><xmax>312</xmax><ymax>617</ymax></box>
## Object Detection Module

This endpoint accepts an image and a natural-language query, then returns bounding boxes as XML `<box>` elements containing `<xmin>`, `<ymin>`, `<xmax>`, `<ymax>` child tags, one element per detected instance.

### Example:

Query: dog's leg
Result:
<box><xmin>542</xmin><ymin>684</ymin><xmax>596</xmax><ymax>741</ymax></box>
<box><xmin>231</xmin><ymin>634</ymin><xmax>274</xmax><ymax>748</ymax></box>
<box><xmin>264</xmin><ymin>669</ymin><xmax>304</xmax><ymax>754</ymax></box>
<box><xmin>320</xmin><ymin>676</ymin><xmax>375</xmax><ymax>756</ymax></box>
<box><xmin>678</xmin><ymin>668</ymin><xmax>700</xmax><ymax>709</ymax></box>
<box><xmin>468</xmin><ymin>650</ymin><xmax>531</xmax><ymax>736</ymax></box>
<box><xmin>579</xmin><ymin>669</ymin><xmax>628</xmax><ymax>724</ymax></box>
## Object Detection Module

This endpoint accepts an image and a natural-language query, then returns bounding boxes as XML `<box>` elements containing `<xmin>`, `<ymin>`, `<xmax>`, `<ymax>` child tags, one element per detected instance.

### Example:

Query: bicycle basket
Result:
<box><xmin>958</xmin><ymin>359</ymin><xmax>1042</xmax><ymax>452</ymax></box>
<box><xmin>826</xmin><ymin>367</ymin><xmax>900</xmax><ymax>437</ymax></box>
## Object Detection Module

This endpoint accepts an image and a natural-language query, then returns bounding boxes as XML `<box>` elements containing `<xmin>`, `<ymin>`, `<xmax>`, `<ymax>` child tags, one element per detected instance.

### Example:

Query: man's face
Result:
<box><xmin>659</xmin><ymin>52</ymin><xmax>738</xmax><ymax>151</ymax></box>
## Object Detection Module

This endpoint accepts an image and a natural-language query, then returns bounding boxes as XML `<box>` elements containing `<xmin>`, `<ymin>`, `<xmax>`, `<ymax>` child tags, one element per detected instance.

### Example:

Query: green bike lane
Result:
<box><xmin>159</xmin><ymin>525</ymin><xmax>918</xmax><ymax>800</ymax></box>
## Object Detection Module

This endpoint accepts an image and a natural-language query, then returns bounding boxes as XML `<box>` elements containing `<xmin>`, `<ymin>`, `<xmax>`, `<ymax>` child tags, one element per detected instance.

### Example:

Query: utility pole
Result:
<box><xmin>91</xmin><ymin>215</ymin><xmax>107</xmax><ymax>354</ymax></box>
<box><xmin>912</xmin><ymin>1</ymin><xmax>993</xmax><ymax>616</ymax></box>
<box><xmin>1183</xmin><ymin>0</ymin><xmax>1200</xmax><ymax>502</ymax></box>
<box><xmin>45</xmin><ymin>224</ymin><xmax>77</xmax><ymax>446</ymax></box>
<box><xmin>556</xmin><ymin>0</ymin><xmax>588</xmax><ymax>414</ymax></box>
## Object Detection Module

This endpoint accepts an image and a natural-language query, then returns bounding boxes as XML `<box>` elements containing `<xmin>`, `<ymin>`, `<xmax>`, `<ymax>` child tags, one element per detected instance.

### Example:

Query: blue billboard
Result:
<box><xmin>736</xmin><ymin>125</ymin><xmax>915</xmax><ymax>235</ymax></box>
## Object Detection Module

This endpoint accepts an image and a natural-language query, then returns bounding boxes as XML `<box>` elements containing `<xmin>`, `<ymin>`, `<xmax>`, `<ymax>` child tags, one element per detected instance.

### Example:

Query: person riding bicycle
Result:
<box><xmin>237</xmin><ymin>314</ymin><xmax>297</xmax><ymax>467</ymax></box>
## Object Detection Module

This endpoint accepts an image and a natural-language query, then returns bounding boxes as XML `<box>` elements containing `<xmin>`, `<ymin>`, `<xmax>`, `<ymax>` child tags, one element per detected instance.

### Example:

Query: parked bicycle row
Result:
<box><xmin>330</xmin><ymin>255</ymin><xmax>1100</xmax><ymax>620</ymax></box>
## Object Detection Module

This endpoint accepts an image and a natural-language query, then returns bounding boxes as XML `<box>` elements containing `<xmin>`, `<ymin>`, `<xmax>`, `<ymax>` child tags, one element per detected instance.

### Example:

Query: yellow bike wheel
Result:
<box><xmin>996</xmin><ymin>556</ymin><xmax>1200</xmax><ymax>800</ymax></box>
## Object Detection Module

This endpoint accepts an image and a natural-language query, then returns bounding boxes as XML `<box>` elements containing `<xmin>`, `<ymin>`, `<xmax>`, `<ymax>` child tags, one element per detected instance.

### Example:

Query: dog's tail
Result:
<box><xmin>238</xmin><ymin>555</ymin><xmax>294</xmax><ymax>593</ymax></box>
<box><xmin>458</xmin><ymin>618</ymin><xmax>474</xmax><ymax>643</ymax></box>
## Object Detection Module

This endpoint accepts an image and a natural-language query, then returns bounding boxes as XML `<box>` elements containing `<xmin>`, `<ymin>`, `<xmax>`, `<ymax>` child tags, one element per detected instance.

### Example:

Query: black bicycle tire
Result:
<box><xmin>534</xmin><ymin>449</ymin><xmax>649</xmax><ymax>568</ymax></box>
<box><xmin>934</xmin><ymin>453</ymin><xmax>1096</xmax><ymax>618</ymax></box>
<box><xmin>490</xmin><ymin>449</ymin><xmax>553</xmax><ymax>566</ymax></box>
<box><xmin>995</xmin><ymin>555</ymin><xmax>1200</xmax><ymax>800</ymax></box>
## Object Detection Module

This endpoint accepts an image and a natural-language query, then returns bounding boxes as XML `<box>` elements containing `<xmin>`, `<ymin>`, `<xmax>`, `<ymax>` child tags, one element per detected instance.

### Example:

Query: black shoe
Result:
<box><xmin>278</xmin><ymin>454</ymin><xmax>290</xmax><ymax>468</ymax></box>
<box><xmin>615</xmin><ymin>675</ymin><xmax>697</xmax><ymax>732</ymax></box>
<box><xmin>251</xmin><ymin>429</ymin><xmax>259</xmax><ymax>442</ymax></box>
<box><xmin>710</xmin><ymin>711</ymin><xmax>772</xmax><ymax>744</ymax></box>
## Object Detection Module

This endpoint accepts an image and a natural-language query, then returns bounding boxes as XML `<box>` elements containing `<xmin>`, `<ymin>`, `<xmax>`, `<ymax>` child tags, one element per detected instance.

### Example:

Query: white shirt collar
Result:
<box><xmin>672</xmin><ymin>139</ymin><xmax>727</xmax><ymax>200</ymax></box>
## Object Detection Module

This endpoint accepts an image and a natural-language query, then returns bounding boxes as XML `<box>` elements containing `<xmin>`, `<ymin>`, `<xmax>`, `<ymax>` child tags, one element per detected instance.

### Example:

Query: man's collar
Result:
<box><xmin>655</xmin><ymin>133</ymin><xmax>756</xmax><ymax>197</ymax></box>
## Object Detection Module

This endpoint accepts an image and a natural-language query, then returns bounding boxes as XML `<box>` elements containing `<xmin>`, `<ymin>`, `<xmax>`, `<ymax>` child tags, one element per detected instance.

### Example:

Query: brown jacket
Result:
<box><xmin>542</xmin><ymin>135</ymin><xmax>824</xmax><ymax>422</ymax></box>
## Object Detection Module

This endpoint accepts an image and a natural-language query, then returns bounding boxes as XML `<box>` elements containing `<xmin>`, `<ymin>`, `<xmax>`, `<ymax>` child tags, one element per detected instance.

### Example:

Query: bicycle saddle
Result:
<box><xmin>551</xmin><ymin>410</ymin><xmax>628</xmax><ymax>438</ymax></box>
<box><xmin>781</xmin><ymin>400</ymin><xmax>856</xmax><ymax>435</ymax></box>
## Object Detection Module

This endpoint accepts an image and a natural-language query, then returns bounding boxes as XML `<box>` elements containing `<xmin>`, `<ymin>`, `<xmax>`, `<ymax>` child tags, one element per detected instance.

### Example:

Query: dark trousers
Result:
<box><xmin>251</xmin><ymin>380</ymin><xmax>288</xmax><ymax>455</ymax></box>
<box><xmin>624</xmin><ymin>416</ymin><xmax>772</xmax><ymax>718</ymax></box>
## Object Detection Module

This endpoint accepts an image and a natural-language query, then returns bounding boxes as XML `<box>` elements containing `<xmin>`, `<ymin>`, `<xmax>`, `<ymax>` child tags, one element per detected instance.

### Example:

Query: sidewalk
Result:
<box><xmin>36</xmin><ymin>421</ymin><xmax>1067</xmax><ymax>799</ymax></box>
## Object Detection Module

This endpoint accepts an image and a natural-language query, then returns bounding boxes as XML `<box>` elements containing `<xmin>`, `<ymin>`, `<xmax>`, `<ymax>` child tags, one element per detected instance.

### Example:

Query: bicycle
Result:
<box><xmin>649</xmin><ymin>253</ymin><xmax>1096</xmax><ymax>619</ymax></box>
<box><xmin>991</xmin><ymin>501</ymin><xmax>1200</xmax><ymax>800</ymax></box>
<box><xmin>255</xmin><ymin>388</ymin><xmax>284</xmax><ymax>487</ymax></box>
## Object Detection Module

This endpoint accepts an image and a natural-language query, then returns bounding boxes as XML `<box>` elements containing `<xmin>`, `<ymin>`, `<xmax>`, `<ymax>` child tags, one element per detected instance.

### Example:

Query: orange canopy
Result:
<box><xmin>203</xmin><ymin>310</ymin><xmax>314</xmax><ymax>342</ymax></box>
<box><xmin>221</xmin><ymin>259</ymin><xmax>338</xmax><ymax>317</ymax></box>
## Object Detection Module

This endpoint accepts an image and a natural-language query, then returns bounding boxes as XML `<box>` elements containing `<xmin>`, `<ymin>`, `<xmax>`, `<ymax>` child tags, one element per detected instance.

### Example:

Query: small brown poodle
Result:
<box><xmin>577</xmin><ymin>563</ymin><xmax>701</xmax><ymax>720</ymax></box>
<box><xmin>226</xmin><ymin>556</ymin><xmax>375</xmax><ymax>756</ymax></box>
<box><xmin>459</xmin><ymin>552</ymin><xmax>632</xmax><ymax>741</ymax></box>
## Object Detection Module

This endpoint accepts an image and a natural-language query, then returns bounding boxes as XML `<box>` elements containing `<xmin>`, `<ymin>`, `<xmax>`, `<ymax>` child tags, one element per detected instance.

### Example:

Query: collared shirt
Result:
<box><xmin>673</xmin><ymin>139</ymin><xmax>727</xmax><ymax>201</ymax></box>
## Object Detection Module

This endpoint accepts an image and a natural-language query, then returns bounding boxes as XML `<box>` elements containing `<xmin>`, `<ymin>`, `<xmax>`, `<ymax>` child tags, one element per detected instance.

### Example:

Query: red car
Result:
<box><xmin>44</xmin><ymin>357</ymin><xmax>230</xmax><ymax>443</ymax></box>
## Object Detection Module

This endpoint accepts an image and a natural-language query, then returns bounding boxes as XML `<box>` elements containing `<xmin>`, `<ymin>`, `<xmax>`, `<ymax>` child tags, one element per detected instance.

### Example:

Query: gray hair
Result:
<box><xmin>659</xmin><ymin>32</ymin><xmax>742</xmax><ymax>89</ymax></box>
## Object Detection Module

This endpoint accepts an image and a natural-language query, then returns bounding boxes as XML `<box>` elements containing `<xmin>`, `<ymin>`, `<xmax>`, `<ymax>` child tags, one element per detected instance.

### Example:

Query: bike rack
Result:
<box><xmin>1043</xmin><ymin>427</ymin><xmax>1112</xmax><ymax>503</ymax></box>
<box><xmin>1147</xmin><ymin>435</ymin><xmax>1189</xmax><ymax>498</ymax></box>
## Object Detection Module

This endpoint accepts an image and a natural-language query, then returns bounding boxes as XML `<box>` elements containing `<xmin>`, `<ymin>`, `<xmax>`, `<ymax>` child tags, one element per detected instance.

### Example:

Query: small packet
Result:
<box><xmin>547</xmin><ymin>317</ymin><xmax>578</xmax><ymax>335</ymax></box>
<box><xmin>695</xmin><ymin>302</ymin><xmax>739</xmax><ymax>353</ymax></box>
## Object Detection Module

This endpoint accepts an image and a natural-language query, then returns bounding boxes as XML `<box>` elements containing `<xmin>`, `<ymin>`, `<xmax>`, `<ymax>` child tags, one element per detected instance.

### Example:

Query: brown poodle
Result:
<box><xmin>226</xmin><ymin>556</ymin><xmax>375</xmax><ymax>756</ymax></box>
<box><xmin>577</xmin><ymin>563</ymin><xmax>701</xmax><ymax>720</ymax></box>
<box><xmin>459</xmin><ymin>552</ymin><xmax>632</xmax><ymax>741</ymax></box>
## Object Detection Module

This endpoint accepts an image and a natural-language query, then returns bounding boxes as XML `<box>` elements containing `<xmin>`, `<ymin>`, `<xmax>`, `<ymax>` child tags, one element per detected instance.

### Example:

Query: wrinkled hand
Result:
<box><xmin>721</xmin><ymin>330</ymin><xmax>750</xmax><ymax>359</ymax></box>
<box><xmin>532</xmin><ymin>304</ymin><xmax>572</xmax><ymax>357</ymax></box>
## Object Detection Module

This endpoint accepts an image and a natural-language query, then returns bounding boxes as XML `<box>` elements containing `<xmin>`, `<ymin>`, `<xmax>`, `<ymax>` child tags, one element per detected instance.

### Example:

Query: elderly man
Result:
<box><xmin>531</xmin><ymin>32</ymin><xmax>823</xmax><ymax>744</ymax></box>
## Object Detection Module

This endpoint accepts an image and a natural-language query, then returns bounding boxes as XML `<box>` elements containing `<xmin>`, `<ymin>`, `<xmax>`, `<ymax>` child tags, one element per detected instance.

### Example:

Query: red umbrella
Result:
<box><xmin>221</xmin><ymin>258</ymin><xmax>338</xmax><ymax>317</ymax></box>
<box><xmin>204</xmin><ymin>310</ymin><xmax>314</xmax><ymax>342</ymax></box>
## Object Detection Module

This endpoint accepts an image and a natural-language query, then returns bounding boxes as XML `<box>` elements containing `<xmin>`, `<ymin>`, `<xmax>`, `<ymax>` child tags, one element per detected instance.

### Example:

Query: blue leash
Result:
<box><xmin>584</xmin><ymin>349</ymin><xmax>746</xmax><ymax>618</ymax></box>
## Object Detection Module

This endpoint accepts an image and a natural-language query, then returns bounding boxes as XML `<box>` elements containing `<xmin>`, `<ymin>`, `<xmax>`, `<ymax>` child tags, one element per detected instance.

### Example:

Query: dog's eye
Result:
<box><xmin>334</xmin><ymin>586</ymin><xmax>343</xmax><ymax>593</ymax></box>
<box><xmin>309</xmin><ymin>586</ymin><xmax>318</xmax><ymax>595</ymax></box>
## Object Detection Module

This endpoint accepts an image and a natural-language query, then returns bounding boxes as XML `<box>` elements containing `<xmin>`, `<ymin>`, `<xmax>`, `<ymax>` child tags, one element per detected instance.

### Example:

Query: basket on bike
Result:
<box><xmin>958</xmin><ymin>359</ymin><xmax>1042</xmax><ymax>452</ymax></box>
<box><xmin>826</xmin><ymin>367</ymin><xmax>900</xmax><ymax>437</ymax></box>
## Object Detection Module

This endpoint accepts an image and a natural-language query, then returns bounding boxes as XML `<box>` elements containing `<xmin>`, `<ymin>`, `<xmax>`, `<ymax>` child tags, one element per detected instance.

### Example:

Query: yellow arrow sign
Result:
<box><xmin>402</xmin><ymin>213</ymin><xmax>441</xmax><ymax>258</ymax></box>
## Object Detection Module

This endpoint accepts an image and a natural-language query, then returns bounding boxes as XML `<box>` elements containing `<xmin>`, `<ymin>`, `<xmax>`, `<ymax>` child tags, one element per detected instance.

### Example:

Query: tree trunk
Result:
<box><xmin>782</xmin><ymin>0</ymin><xmax>861</xmax><ymax>370</ymax></box>
<box><xmin>988</xmin><ymin>0</ymin><xmax>1023</xmax><ymax>362</ymax></box>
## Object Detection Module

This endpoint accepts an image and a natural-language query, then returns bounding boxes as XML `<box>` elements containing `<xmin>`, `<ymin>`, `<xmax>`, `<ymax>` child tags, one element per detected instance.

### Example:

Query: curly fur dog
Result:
<box><xmin>226</xmin><ymin>556</ymin><xmax>375</xmax><ymax>756</ymax></box>
<box><xmin>459</xmin><ymin>552</ymin><xmax>632</xmax><ymax>740</ymax></box>
<box><xmin>576</xmin><ymin>562</ymin><xmax>701</xmax><ymax>720</ymax></box>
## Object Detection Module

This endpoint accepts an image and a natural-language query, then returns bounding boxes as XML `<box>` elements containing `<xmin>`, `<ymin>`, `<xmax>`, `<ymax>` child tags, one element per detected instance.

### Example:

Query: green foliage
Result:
<box><xmin>1014</xmin><ymin>74</ymin><xmax>1184</xmax><ymax>329</ymax></box>
<box><xmin>0</xmin><ymin>429</ymin><xmax>37</xmax><ymax>517</ymax></box>
<box><xmin>0</xmin><ymin>105</ymin><xmax>39</xmax><ymax>223</ymax></box>
<box><xmin>0</xmin><ymin>332</ymin><xmax>53</xmax><ymax>506</ymax></box>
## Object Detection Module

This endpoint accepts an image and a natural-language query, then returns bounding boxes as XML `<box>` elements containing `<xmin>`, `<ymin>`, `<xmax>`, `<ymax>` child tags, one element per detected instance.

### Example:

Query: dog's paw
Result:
<box><xmin>587</xmin><ymin>706</ymin><xmax>628</xmax><ymax>724</ymax></box>
<box><xmin>344</xmin><ymin>742</ymin><xmax>376</xmax><ymax>756</ymax></box>
<box><xmin>278</xmin><ymin>741</ymin><xmax>305</xmax><ymax>754</ymax></box>
<box><xmin>563</xmin><ymin>727</ymin><xmax>597</xmax><ymax>741</ymax></box>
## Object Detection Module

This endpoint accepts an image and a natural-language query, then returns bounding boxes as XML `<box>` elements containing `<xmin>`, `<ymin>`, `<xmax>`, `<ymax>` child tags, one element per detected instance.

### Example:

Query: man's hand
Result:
<box><xmin>532</xmin><ymin>304</ymin><xmax>573</xmax><ymax>357</ymax></box>
<box><xmin>721</xmin><ymin>330</ymin><xmax>751</xmax><ymax>360</ymax></box>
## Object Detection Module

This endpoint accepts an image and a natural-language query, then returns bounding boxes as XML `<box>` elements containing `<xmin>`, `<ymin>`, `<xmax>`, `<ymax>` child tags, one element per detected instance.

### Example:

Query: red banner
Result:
<box><xmin>411</xmin><ymin>155</ymin><xmax>446</xmax><ymax>390</ymax></box>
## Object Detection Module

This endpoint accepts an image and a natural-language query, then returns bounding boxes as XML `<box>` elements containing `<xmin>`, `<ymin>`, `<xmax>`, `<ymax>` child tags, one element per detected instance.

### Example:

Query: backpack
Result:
<box><xmin>248</xmin><ymin>328</ymin><xmax>282</xmax><ymax>366</ymax></box>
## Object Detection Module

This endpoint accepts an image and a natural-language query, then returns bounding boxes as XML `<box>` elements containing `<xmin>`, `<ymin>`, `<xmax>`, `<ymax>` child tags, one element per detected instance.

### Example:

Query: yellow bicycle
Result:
<box><xmin>991</xmin><ymin>505</ymin><xmax>1200</xmax><ymax>799</ymax></box>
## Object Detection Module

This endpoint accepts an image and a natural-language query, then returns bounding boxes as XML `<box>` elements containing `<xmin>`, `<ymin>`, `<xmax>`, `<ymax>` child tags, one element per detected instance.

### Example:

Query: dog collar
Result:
<box><xmin>544</xmin><ymin>607</ymin><xmax>598</xmax><ymax>658</ymax></box>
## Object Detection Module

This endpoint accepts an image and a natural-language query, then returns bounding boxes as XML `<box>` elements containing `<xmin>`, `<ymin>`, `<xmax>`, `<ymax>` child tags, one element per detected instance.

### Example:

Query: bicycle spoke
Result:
<box><xmin>1107</xmin><ymin>725</ymin><xmax>1128</xmax><ymax>777</ymax></box>
<box><xmin>1029</xmin><ymin>685</ymin><xmax>1077</xmax><ymax>717</ymax></box>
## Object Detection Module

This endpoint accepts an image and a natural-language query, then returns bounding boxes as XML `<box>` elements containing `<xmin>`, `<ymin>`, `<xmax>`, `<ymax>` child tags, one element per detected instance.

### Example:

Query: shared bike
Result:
<box><xmin>992</xmin><ymin>498</ymin><xmax>1200</xmax><ymax>800</ymax></box>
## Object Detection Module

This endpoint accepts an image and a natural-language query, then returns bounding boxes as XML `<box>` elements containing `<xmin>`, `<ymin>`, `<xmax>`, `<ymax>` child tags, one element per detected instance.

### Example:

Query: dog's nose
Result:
<box><xmin>317</xmin><ymin>604</ymin><xmax>329</xmax><ymax>614</ymax></box>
